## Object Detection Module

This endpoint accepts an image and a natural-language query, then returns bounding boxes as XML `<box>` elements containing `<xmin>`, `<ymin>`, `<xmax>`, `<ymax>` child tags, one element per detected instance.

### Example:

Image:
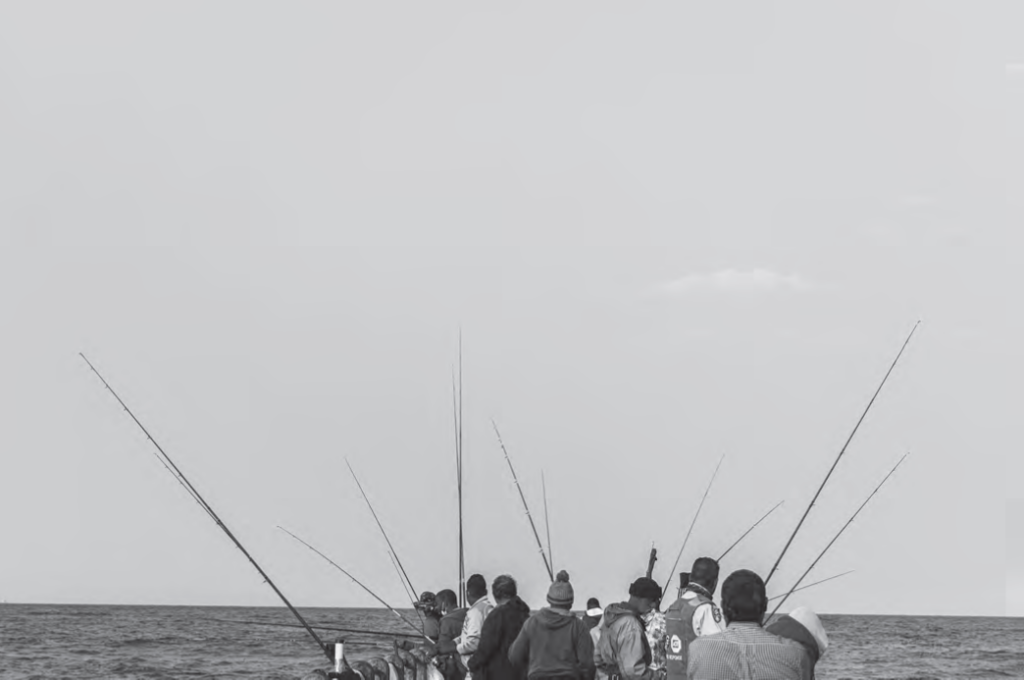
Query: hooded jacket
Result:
<box><xmin>508</xmin><ymin>607</ymin><xmax>596</xmax><ymax>680</ymax></box>
<box><xmin>468</xmin><ymin>596</ymin><xmax>531</xmax><ymax>680</ymax></box>
<box><xmin>437</xmin><ymin>608</ymin><xmax>469</xmax><ymax>656</ymax></box>
<box><xmin>594</xmin><ymin>603</ymin><xmax>655</xmax><ymax>680</ymax></box>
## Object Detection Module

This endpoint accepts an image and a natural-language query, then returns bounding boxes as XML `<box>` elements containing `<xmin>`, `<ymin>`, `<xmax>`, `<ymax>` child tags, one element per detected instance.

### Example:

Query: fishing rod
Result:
<box><xmin>662</xmin><ymin>454</ymin><xmax>725</xmax><ymax>596</ymax></box>
<box><xmin>209</xmin><ymin>618</ymin><xmax>424</xmax><ymax>639</ymax></box>
<box><xmin>767</xmin><ymin>570</ymin><xmax>854</xmax><ymax>603</ymax></box>
<box><xmin>766</xmin><ymin>453</ymin><xmax>908</xmax><ymax>622</ymax></box>
<box><xmin>277</xmin><ymin>526</ymin><xmax>432</xmax><ymax>642</ymax></box>
<box><xmin>387</xmin><ymin>548</ymin><xmax>419</xmax><ymax>606</ymax></box>
<box><xmin>646</xmin><ymin>544</ymin><xmax>658</xmax><ymax>579</ymax></box>
<box><xmin>542</xmin><ymin>471</ymin><xmax>554</xmax><ymax>574</ymax></box>
<box><xmin>717</xmin><ymin>500</ymin><xmax>784</xmax><ymax>562</ymax></box>
<box><xmin>764</xmin><ymin>322</ymin><xmax>919</xmax><ymax>586</ymax></box>
<box><xmin>453</xmin><ymin>336</ymin><xmax>466</xmax><ymax>607</ymax></box>
<box><xmin>491</xmin><ymin>420</ymin><xmax>554</xmax><ymax>582</ymax></box>
<box><xmin>79</xmin><ymin>354</ymin><xmax>332</xmax><ymax>663</ymax></box>
<box><xmin>345</xmin><ymin>458</ymin><xmax>418</xmax><ymax>599</ymax></box>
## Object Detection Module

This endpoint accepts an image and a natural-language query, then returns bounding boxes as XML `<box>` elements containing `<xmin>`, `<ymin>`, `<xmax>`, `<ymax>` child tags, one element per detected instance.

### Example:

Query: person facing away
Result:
<box><xmin>459</xmin><ymin>574</ymin><xmax>496</xmax><ymax>680</ymax></box>
<box><xmin>509</xmin><ymin>570</ymin><xmax>596</xmax><ymax>680</ymax></box>
<box><xmin>686</xmin><ymin>570</ymin><xmax>812</xmax><ymax>680</ymax></box>
<box><xmin>765</xmin><ymin>607</ymin><xmax>829</xmax><ymax>680</ymax></box>
<box><xmin>416</xmin><ymin>591</ymin><xmax>443</xmax><ymax>642</ymax></box>
<box><xmin>588</xmin><ymin>602</ymin><xmax>607</xmax><ymax>680</ymax></box>
<box><xmin>594</xmin><ymin>576</ymin><xmax>665</xmax><ymax>680</ymax></box>
<box><xmin>664</xmin><ymin>558</ymin><xmax>725</xmax><ymax>680</ymax></box>
<box><xmin>468</xmin><ymin>574</ymin><xmax>531</xmax><ymax>680</ymax></box>
<box><xmin>583</xmin><ymin>598</ymin><xmax>603</xmax><ymax>632</ymax></box>
<box><xmin>435</xmin><ymin>589</ymin><xmax>469</xmax><ymax>680</ymax></box>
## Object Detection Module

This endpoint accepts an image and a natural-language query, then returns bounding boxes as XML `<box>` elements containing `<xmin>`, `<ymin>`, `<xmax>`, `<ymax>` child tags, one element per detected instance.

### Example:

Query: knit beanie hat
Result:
<box><xmin>628</xmin><ymin>576</ymin><xmax>663</xmax><ymax>601</ymax></box>
<box><xmin>547</xmin><ymin>570</ymin><xmax>574</xmax><ymax>608</ymax></box>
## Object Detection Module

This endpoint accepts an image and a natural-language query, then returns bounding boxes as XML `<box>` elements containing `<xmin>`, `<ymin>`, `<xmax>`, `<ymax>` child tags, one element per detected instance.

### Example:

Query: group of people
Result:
<box><xmin>412</xmin><ymin>560</ymin><xmax>828</xmax><ymax>680</ymax></box>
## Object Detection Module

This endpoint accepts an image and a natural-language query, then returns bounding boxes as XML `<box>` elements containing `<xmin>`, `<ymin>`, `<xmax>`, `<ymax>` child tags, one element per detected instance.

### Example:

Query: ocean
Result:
<box><xmin>0</xmin><ymin>604</ymin><xmax>1020</xmax><ymax>680</ymax></box>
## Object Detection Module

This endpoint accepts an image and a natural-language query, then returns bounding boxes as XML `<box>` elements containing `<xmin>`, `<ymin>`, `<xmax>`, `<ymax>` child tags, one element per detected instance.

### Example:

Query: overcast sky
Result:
<box><xmin>0</xmin><ymin>2</ymin><xmax>1017</xmax><ymax>618</ymax></box>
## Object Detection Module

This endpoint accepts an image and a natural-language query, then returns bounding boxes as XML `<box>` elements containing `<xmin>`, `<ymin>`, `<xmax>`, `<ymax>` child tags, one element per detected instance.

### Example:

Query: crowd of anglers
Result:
<box><xmin>409</xmin><ymin>560</ymin><xmax>827</xmax><ymax>680</ymax></box>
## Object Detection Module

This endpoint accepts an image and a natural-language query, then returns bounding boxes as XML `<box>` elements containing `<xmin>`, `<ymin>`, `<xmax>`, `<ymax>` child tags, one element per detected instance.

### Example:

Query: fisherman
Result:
<box><xmin>594</xmin><ymin>576</ymin><xmax>664</xmax><ymax>680</ymax></box>
<box><xmin>416</xmin><ymin>591</ymin><xmax>443</xmax><ymax>642</ymax></box>
<box><xmin>663</xmin><ymin>558</ymin><xmax>724</xmax><ymax>680</ymax></box>
<box><xmin>508</xmin><ymin>570</ymin><xmax>595</xmax><ymax>680</ymax></box>
<box><xmin>588</xmin><ymin>600</ymin><xmax>607</xmax><ymax>680</ymax></box>
<box><xmin>458</xmin><ymin>574</ymin><xmax>495</xmax><ymax>680</ymax></box>
<box><xmin>435</xmin><ymin>589</ymin><xmax>469</xmax><ymax>680</ymax></box>
<box><xmin>583</xmin><ymin>598</ymin><xmax>603</xmax><ymax>632</ymax></box>
<box><xmin>765</xmin><ymin>607</ymin><xmax>829</xmax><ymax>680</ymax></box>
<box><xmin>687</xmin><ymin>570</ymin><xmax>812</xmax><ymax>680</ymax></box>
<box><xmin>468</xmin><ymin>574</ymin><xmax>531</xmax><ymax>680</ymax></box>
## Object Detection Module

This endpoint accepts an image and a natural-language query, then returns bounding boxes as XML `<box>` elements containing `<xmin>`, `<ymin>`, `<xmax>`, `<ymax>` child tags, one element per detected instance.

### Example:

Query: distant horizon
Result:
<box><xmin>2</xmin><ymin>600</ymin><xmax>1018</xmax><ymax>620</ymax></box>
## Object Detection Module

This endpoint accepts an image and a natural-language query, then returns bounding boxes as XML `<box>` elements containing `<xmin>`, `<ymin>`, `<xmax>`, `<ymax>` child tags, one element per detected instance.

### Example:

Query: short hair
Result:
<box><xmin>721</xmin><ymin>570</ymin><xmax>767</xmax><ymax>623</ymax></box>
<box><xmin>492</xmin><ymin>574</ymin><xmax>517</xmax><ymax>600</ymax></box>
<box><xmin>586</xmin><ymin>597</ymin><xmax>600</xmax><ymax>610</ymax></box>
<box><xmin>436</xmin><ymin>589</ymin><xmax>458</xmax><ymax>609</ymax></box>
<box><xmin>690</xmin><ymin>557</ymin><xmax>720</xmax><ymax>586</ymax></box>
<box><xmin>467</xmin><ymin>573</ymin><xmax>487</xmax><ymax>598</ymax></box>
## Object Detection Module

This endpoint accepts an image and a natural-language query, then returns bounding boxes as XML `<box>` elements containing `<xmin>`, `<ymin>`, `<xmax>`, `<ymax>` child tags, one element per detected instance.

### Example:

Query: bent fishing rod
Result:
<box><xmin>764</xmin><ymin>321</ymin><xmax>919</xmax><ymax>586</ymax></box>
<box><xmin>766</xmin><ymin>570</ymin><xmax>854</xmax><ymax>603</ymax></box>
<box><xmin>717</xmin><ymin>500</ymin><xmax>784</xmax><ymax>562</ymax></box>
<box><xmin>79</xmin><ymin>354</ymin><xmax>333</xmax><ymax>663</ymax></box>
<box><xmin>209</xmin><ymin>618</ymin><xmax>424</xmax><ymax>639</ymax></box>
<box><xmin>277</xmin><ymin>526</ymin><xmax>432</xmax><ymax>643</ymax></box>
<box><xmin>491</xmin><ymin>420</ymin><xmax>554</xmax><ymax>582</ymax></box>
<box><xmin>766</xmin><ymin>453</ymin><xmax>908</xmax><ymax>622</ymax></box>
<box><xmin>662</xmin><ymin>454</ymin><xmax>725</xmax><ymax>596</ymax></box>
<box><xmin>345</xmin><ymin>458</ymin><xmax>418</xmax><ymax>599</ymax></box>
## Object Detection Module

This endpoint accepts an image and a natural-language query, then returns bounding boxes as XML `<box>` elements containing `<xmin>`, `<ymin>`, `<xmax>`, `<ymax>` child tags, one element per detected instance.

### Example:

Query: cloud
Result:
<box><xmin>658</xmin><ymin>268</ymin><xmax>810</xmax><ymax>295</ymax></box>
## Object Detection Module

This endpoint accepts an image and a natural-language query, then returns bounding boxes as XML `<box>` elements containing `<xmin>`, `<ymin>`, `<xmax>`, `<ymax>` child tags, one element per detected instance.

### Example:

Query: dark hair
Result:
<box><xmin>492</xmin><ymin>574</ymin><xmax>517</xmax><ymax>600</ymax></box>
<box><xmin>628</xmin><ymin>576</ymin><xmax>663</xmax><ymax>601</ymax></box>
<box><xmin>721</xmin><ymin>570</ymin><xmax>767</xmax><ymax>623</ymax></box>
<box><xmin>436</xmin><ymin>589</ymin><xmax>458</xmax><ymax>609</ymax></box>
<box><xmin>467</xmin><ymin>574</ymin><xmax>487</xmax><ymax>599</ymax></box>
<box><xmin>690</xmin><ymin>557</ymin><xmax>720</xmax><ymax>587</ymax></box>
<box><xmin>586</xmin><ymin>597</ymin><xmax>600</xmax><ymax>610</ymax></box>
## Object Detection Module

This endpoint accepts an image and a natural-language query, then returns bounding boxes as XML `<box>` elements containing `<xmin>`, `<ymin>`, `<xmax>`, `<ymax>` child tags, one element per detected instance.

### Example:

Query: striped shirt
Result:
<box><xmin>687</xmin><ymin>622</ymin><xmax>812</xmax><ymax>680</ymax></box>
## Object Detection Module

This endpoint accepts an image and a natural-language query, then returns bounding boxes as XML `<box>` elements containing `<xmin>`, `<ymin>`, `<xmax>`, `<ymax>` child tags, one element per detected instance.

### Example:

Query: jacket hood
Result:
<box><xmin>536</xmin><ymin>606</ymin><xmax>578</xmax><ymax>629</ymax></box>
<box><xmin>602</xmin><ymin>602</ymin><xmax>641</xmax><ymax>626</ymax></box>
<box><xmin>503</xmin><ymin>596</ymin><xmax>531</xmax><ymax>616</ymax></box>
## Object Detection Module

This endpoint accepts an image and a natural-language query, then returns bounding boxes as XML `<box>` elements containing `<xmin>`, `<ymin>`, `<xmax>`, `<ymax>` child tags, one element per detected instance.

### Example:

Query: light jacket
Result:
<box><xmin>458</xmin><ymin>596</ymin><xmax>496</xmax><ymax>671</ymax></box>
<box><xmin>594</xmin><ymin>603</ymin><xmax>655</xmax><ymax>680</ymax></box>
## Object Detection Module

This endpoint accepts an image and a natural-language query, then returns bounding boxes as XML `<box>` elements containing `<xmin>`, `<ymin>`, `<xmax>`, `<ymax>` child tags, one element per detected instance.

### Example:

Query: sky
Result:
<box><xmin>0</xmin><ymin>2</ymin><xmax>1018</xmax><ymax>618</ymax></box>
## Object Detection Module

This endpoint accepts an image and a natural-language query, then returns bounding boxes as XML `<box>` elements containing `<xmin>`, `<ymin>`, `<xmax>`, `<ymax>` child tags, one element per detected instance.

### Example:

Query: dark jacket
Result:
<box><xmin>508</xmin><ymin>607</ymin><xmax>596</xmax><ymax>680</ymax></box>
<box><xmin>437</xmin><ymin>608</ymin><xmax>469</xmax><ymax>655</ymax></box>
<box><xmin>468</xmin><ymin>596</ymin><xmax>531</xmax><ymax>680</ymax></box>
<box><xmin>424</xmin><ymin>613</ymin><xmax>442</xmax><ymax>642</ymax></box>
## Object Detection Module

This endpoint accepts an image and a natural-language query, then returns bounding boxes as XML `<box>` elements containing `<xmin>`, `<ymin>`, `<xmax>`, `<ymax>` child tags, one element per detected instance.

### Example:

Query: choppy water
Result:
<box><xmin>1</xmin><ymin>604</ymin><xmax>1020</xmax><ymax>679</ymax></box>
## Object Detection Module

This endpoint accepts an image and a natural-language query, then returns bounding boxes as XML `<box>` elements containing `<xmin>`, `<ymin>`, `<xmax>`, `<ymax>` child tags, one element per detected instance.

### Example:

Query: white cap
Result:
<box><xmin>586</xmin><ymin>607</ymin><xmax>603</xmax><ymax>617</ymax></box>
<box><xmin>788</xmin><ymin>606</ymin><xmax>829</xmax><ymax>657</ymax></box>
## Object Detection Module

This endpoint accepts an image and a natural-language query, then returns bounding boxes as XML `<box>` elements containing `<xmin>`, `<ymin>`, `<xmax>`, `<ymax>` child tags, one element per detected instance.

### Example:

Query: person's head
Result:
<box><xmin>585</xmin><ymin>597</ymin><xmax>602</xmax><ymax>617</ymax></box>
<box><xmin>415</xmin><ymin>591</ymin><xmax>440</xmax><ymax>616</ymax></box>
<box><xmin>627</xmin><ymin>576</ymin><xmax>663</xmax><ymax>615</ymax></box>
<box><xmin>720</xmin><ymin>570</ymin><xmax>767</xmax><ymax>623</ymax></box>
<box><xmin>766</xmin><ymin>606</ymin><xmax>829</xmax><ymax>665</ymax></box>
<box><xmin>546</xmin><ymin>570</ymin><xmax>575</xmax><ymax>610</ymax></box>
<box><xmin>689</xmin><ymin>557</ymin><xmax>720</xmax><ymax>595</ymax></box>
<box><xmin>466</xmin><ymin>574</ymin><xmax>487</xmax><ymax>604</ymax></box>
<box><xmin>492</xmin><ymin>574</ymin><xmax>517</xmax><ymax>605</ymax></box>
<box><xmin>436</xmin><ymin>589</ymin><xmax>458</xmax><ymax>614</ymax></box>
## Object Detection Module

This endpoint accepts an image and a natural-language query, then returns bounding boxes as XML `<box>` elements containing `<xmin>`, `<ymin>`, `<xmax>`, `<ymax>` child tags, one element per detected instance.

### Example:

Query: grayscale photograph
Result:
<box><xmin>0</xmin><ymin>3</ymin><xmax>1017</xmax><ymax>679</ymax></box>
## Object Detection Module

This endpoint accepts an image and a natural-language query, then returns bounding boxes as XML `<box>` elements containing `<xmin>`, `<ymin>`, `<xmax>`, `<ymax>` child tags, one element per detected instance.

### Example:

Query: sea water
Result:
<box><xmin>1</xmin><ymin>604</ymin><xmax>1020</xmax><ymax>679</ymax></box>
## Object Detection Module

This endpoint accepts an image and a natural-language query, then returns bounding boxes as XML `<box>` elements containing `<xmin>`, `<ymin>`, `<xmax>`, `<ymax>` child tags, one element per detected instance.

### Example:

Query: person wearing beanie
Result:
<box><xmin>469</xmin><ymin>575</ymin><xmax>531</xmax><ymax>680</ymax></box>
<box><xmin>663</xmin><ymin>558</ymin><xmax>724</xmax><ymax>680</ymax></box>
<box><xmin>458</xmin><ymin>574</ymin><xmax>496</xmax><ymax>680</ymax></box>
<box><xmin>765</xmin><ymin>607</ymin><xmax>828</xmax><ymax>680</ymax></box>
<box><xmin>593</xmin><ymin>576</ymin><xmax>664</xmax><ymax>680</ymax></box>
<box><xmin>416</xmin><ymin>591</ymin><xmax>443</xmax><ymax>642</ymax></box>
<box><xmin>508</xmin><ymin>570</ymin><xmax>596</xmax><ymax>680</ymax></box>
<box><xmin>687</xmin><ymin>570</ymin><xmax>811</xmax><ymax>680</ymax></box>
